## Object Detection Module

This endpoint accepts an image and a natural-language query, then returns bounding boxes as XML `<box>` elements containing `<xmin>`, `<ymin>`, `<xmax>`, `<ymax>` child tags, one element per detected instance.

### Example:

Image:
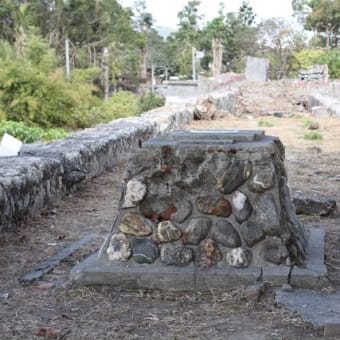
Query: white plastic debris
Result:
<box><xmin>0</xmin><ymin>133</ymin><xmax>22</xmax><ymax>157</ymax></box>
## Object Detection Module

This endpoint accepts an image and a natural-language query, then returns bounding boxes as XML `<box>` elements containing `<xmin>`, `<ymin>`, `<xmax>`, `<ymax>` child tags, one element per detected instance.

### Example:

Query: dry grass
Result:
<box><xmin>0</xmin><ymin>82</ymin><xmax>339</xmax><ymax>339</ymax></box>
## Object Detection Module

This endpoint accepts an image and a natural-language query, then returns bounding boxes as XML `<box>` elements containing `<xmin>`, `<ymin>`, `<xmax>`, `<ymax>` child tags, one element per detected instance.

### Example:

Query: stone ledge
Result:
<box><xmin>276</xmin><ymin>289</ymin><xmax>340</xmax><ymax>336</ymax></box>
<box><xmin>70</xmin><ymin>228</ymin><xmax>328</xmax><ymax>291</ymax></box>
<box><xmin>308</xmin><ymin>90</ymin><xmax>340</xmax><ymax>119</ymax></box>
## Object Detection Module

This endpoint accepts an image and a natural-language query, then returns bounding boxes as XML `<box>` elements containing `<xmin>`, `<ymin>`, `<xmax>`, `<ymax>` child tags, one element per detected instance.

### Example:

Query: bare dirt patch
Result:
<box><xmin>0</xmin><ymin>82</ymin><xmax>339</xmax><ymax>339</ymax></box>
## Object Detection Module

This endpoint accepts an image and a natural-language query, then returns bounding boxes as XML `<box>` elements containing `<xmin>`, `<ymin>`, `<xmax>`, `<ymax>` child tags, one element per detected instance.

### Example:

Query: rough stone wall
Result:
<box><xmin>308</xmin><ymin>90</ymin><xmax>340</xmax><ymax>119</ymax></box>
<box><xmin>329</xmin><ymin>81</ymin><xmax>340</xmax><ymax>100</ymax></box>
<box><xmin>300</xmin><ymin>65</ymin><xmax>328</xmax><ymax>82</ymax></box>
<box><xmin>105</xmin><ymin>131</ymin><xmax>307</xmax><ymax>270</ymax></box>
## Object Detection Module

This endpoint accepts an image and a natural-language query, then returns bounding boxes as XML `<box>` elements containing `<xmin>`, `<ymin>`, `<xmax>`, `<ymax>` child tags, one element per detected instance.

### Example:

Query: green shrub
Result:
<box><xmin>258</xmin><ymin>120</ymin><xmax>274</xmax><ymax>127</ymax></box>
<box><xmin>0</xmin><ymin>121</ymin><xmax>67</xmax><ymax>143</ymax></box>
<box><xmin>101</xmin><ymin>91</ymin><xmax>139</xmax><ymax>122</ymax></box>
<box><xmin>293</xmin><ymin>50</ymin><xmax>325</xmax><ymax>71</ymax></box>
<box><xmin>304</xmin><ymin>132</ymin><xmax>323</xmax><ymax>140</ymax></box>
<box><xmin>40</xmin><ymin>128</ymin><xmax>68</xmax><ymax>141</ymax></box>
<box><xmin>0</xmin><ymin>121</ymin><xmax>42</xmax><ymax>143</ymax></box>
<box><xmin>314</xmin><ymin>50</ymin><xmax>340</xmax><ymax>79</ymax></box>
<box><xmin>0</xmin><ymin>34</ymin><xmax>102</xmax><ymax>129</ymax></box>
<box><xmin>138</xmin><ymin>93</ymin><xmax>165</xmax><ymax>114</ymax></box>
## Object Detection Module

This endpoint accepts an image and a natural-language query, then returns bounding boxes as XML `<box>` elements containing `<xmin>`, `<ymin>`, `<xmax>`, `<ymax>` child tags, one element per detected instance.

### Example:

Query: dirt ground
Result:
<box><xmin>0</xmin><ymin>82</ymin><xmax>339</xmax><ymax>339</ymax></box>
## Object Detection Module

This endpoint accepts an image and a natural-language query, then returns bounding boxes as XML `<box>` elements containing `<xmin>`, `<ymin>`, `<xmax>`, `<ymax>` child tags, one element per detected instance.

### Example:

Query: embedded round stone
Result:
<box><xmin>157</xmin><ymin>220</ymin><xmax>182</xmax><ymax>242</ymax></box>
<box><xmin>160</xmin><ymin>244</ymin><xmax>194</xmax><ymax>266</ymax></box>
<box><xmin>248</xmin><ymin>163</ymin><xmax>275</xmax><ymax>193</ymax></box>
<box><xmin>217</xmin><ymin>160</ymin><xmax>252</xmax><ymax>194</ymax></box>
<box><xmin>122</xmin><ymin>179</ymin><xmax>147</xmax><ymax>208</ymax></box>
<box><xmin>118</xmin><ymin>213</ymin><xmax>153</xmax><ymax>236</ymax></box>
<box><xmin>196</xmin><ymin>239</ymin><xmax>222</xmax><ymax>268</ymax></box>
<box><xmin>132</xmin><ymin>238</ymin><xmax>159</xmax><ymax>264</ymax></box>
<box><xmin>226</xmin><ymin>247</ymin><xmax>252</xmax><ymax>268</ymax></box>
<box><xmin>106</xmin><ymin>233</ymin><xmax>131</xmax><ymax>262</ymax></box>
<box><xmin>252</xmin><ymin>194</ymin><xmax>281</xmax><ymax>236</ymax></box>
<box><xmin>171</xmin><ymin>201</ymin><xmax>193</xmax><ymax>223</ymax></box>
<box><xmin>183</xmin><ymin>217</ymin><xmax>211</xmax><ymax>245</ymax></box>
<box><xmin>239</xmin><ymin>220</ymin><xmax>265</xmax><ymax>247</ymax></box>
<box><xmin>232</xmin><ymin>191</ymin><xmax>252</xmax><ymax>223</ymax></box>
<box><xmin>211</xmin><ymin>220</ymin><xmax>241</xmax><ymax>248</ymax></box>
<box><xmin>196</xmin><ymin>195</ymin><xmax>232</xmax><ymax>217</ymax></box>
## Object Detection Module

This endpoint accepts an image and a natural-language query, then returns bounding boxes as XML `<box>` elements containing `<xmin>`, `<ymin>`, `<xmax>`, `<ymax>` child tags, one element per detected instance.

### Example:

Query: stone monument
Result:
<box><xmin>71</xmin><ymin>130</ymin><xmax>328</xmax><ymax>290</ymax></box>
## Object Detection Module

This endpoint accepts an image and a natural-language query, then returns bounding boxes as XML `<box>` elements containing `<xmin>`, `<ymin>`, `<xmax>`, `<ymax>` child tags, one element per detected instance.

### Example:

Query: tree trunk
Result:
<box><xmin>212</xmin><ymin>38</ymin><xmax>223</xmax><ymax>78</ymax></box>
<box><xmin>140</xmin><ymin>48</ymin><xmax>148</xmax><ymax>81</ymax></box>
<box><xmin>103</xmin><ymin>47</ymin><xmax>110</xmax><ymax>101</ymax></box>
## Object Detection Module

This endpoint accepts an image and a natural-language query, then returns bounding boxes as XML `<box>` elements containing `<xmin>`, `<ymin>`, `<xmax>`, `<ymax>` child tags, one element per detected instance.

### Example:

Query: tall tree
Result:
<box><xmin>292</xmin><ymin>0</ymin><xmax>340</xmax><ymax>48</ymax></box>
<box><xmin>257</xmin><ymin>18</ymin><xmax>305</xmax><ymax>79</ymax></box>
<box><xmin>168</xmin><ymin>0</ymin><xmax>202</xmax><ymax>78</ymax></box>
<box><xmin>133</xmin><ymin>0</ymin><xmax>154</xmax><ymax>80</ymax></box>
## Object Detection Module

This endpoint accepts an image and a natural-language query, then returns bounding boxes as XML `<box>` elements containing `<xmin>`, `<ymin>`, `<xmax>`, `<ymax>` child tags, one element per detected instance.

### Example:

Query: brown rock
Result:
<box><xmin>196</xmin><ymin>239</ymin><xmax>222</xmax><ymax>268</ymax></box>
<box><xmin>196</xmin><ymin>195</ymin><xmax>232</xmax><ymax>217</ymax></box>
<box><xmin>118</xmin><ymin>213</ymin><xmax>153</xmax><ymax>236</ymax></box>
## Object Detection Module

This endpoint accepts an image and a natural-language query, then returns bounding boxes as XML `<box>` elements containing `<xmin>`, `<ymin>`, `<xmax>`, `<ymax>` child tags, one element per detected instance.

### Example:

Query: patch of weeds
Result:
<box><xmin>289</xmin><ymin>113</ymin><xmax>303</xmax><ymax>119</ymax></box>
<box><xmin>258</xmin><ymin>120</ymin><xmax>274</xmax><ymax>127</ymax></box>
<box><xmin>302</xmin><ymin>120</ymin><xmax>320</xmax><ymax>129</ymax></box>
<box><xmin>304</xmin><ymin>132</ymin><xmax>323</xmax><ymax>140</ymax></box>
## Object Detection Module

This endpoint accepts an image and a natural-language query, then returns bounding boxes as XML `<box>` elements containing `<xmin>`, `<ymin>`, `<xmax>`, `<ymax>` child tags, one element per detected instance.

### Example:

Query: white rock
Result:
<box><xmin>232</xmin><ymin>191</ymin><xmax>247</xmax><ymax>211</ymax></box>
<box><xmin>106</xmin><ymin>233</ymin><xmax>131</xmax><ymax>262</ymax></box>
<box><xmin>122</xmin><ymin>179</ymin><xmax>146</xmax><ymax>208</ymax></box>
<box><xmin>226</xmin><ymin>247</ymin><xmax>251</xmax><ymax>268</ymax></box>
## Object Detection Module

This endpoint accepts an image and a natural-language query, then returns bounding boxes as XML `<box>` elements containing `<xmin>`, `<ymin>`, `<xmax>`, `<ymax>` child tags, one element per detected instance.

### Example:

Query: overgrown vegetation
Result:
<box><xmin>258</xmin><ymin>120</ymin><xmax>274</xmax><ymax>127</ymax></box>
<box><xmin>289</xmin><ymin>113</ymin><xmax>304</xmax><ymax>119</ymax></box>
<box><xmin>0</xmin><ymin>121</ymin><xmax>67</xmax><ymax>143</ymax></box>
<box><xmin>304</xmin><ymin>132</ymin><xmax>323</xmax><ymax>140</ymax></box>
<box><xmin>138</xmin><ymin>93</ymin><xmax>165</xmax><ymax>114</ymax></box>
<box><xmin>303</xmin><ymin>120</ymin><xmax>320</xmax><ymax>129</ymax></box>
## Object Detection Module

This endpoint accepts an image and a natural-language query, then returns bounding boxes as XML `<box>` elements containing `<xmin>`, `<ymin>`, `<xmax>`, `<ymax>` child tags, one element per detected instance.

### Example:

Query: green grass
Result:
<box><xmin>258</xmin><ymin>120</ymin><xmax>274</xmax><ymax>127</ymax></box>
<box><xmin>289</xmin><ymin>113</ymin><xmax>303</xmax><ymax>119</ymax></box>
<box><xmin>304</xmin><ymin>132</ymin><xmax>323</xmax><ymax>140</ymax></box>
<box><xmin>302</xmin><ymin>120</ymin><xmax>320</xmax><ymax>129</ymax></box>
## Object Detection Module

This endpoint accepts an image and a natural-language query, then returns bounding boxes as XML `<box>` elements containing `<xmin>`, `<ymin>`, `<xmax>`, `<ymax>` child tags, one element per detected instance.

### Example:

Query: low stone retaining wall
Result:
<box><xmin>0</xmin><ymin>90</ymin><xmax>237</xmax><ymax>231</ymax></box>
<box><xmin>308</xmin><ymin>89</ymin><xmax>340</xmax><ymax>119</ymax></box>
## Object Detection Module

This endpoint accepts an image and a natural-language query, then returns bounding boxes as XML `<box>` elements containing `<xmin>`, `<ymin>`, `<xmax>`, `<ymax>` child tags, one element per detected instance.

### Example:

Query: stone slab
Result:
<box><xmin>20</xmin><ymin>233</ymin><xmax>96</xmax><ymax>282</ymax></box>
<box><xmin>70</xmin><ymin>228</ymin><xmax>328</xmax><ymax>291</ymax></box>
<box><xmin>145</xmin><ymin>130</ymin><xmax>265</xmax><ymax>146</ymax></box>
<box><xmin>245</xmin><ymin>56</ymin><xmax>269</xmax><ymax>82</ymax></box>
<box><xmin>276</xmin><ymin>289</ymin><xmax>340</xmax><ymax>336</ymax></box>
<box><xmin>70</xmin><ymin>254</ymin><xmax>196</xmax><ymax>291</ymax></box>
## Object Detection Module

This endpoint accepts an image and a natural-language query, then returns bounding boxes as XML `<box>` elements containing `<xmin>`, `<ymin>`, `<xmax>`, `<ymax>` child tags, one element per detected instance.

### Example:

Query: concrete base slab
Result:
<box><xmin>70</xmin><ymin>228</ymin><xmax>329</xmax><ymax>291</ymax></box>
<box><xmin>276</xmin><ymin>289</ymin><xmax>340</xmax><ymax>336</ymax></box>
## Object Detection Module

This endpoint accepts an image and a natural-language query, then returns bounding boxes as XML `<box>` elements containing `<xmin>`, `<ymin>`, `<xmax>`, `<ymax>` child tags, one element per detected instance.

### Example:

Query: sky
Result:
<box><xmin>118</xmin><ymin>0</ymin><xmax>295</xmax><ymax>29</ymax></box>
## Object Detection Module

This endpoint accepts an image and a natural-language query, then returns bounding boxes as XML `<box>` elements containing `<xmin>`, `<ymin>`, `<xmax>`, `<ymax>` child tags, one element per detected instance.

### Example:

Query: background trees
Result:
<box><xmin>0</xmin><ymin>0</ymin><xmax>339</xmax><ymax>141</ymax></box>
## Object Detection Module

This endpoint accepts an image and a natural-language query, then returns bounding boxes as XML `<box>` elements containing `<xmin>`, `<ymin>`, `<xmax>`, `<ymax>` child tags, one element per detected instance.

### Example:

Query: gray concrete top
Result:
<box><xmin>144</xmin><ymin>130</ymin><xmax>266</xmax><ymax>147</ymax></box>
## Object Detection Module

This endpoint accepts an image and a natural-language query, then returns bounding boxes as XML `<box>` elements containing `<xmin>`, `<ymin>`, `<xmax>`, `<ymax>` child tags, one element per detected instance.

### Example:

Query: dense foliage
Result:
<box><xmin>0</xmin><ymin>0</ymin><xmax>339</xmax><ymax>143</ymax></box>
